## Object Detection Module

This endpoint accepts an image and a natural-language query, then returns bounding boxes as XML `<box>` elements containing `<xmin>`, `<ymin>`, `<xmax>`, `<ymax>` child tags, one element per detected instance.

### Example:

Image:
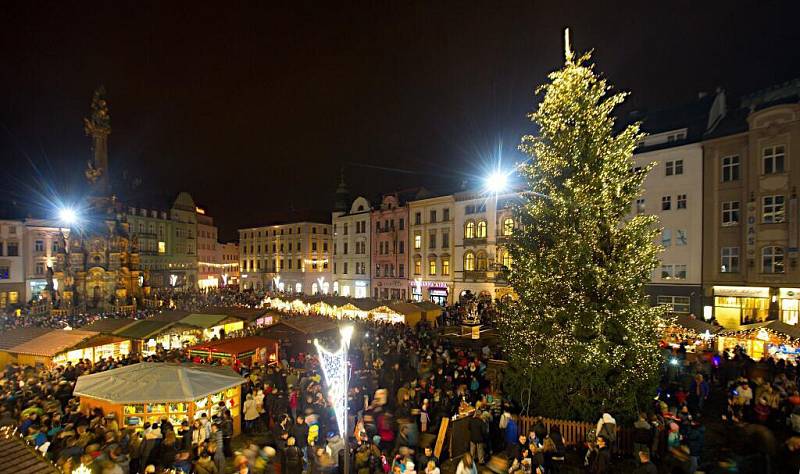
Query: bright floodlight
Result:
<box><xmin>340</xmin><ymin>325</ymin><xmax>354</xmax><ymax>343</ymax></box>
<box><xmin>486</xmin><ymin>170</ymin><xmax>509</xmax><ymax>193</ymax></box>
<box><xmin>59</xmin><ymin>207</ymin><xmax>78</xmax><ymax>225</ymax></box>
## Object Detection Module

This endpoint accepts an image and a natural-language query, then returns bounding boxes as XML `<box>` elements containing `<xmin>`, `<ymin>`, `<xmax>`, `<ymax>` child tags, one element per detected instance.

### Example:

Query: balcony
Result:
<box><xmin>463</xmin><ymin>238</ymin><xmax>487</xmax><ymax>246</ymax></box>
<box><xmin>463</xmin><ymin>270</ymin><xmax>487</xmax><ymax>281</ymax></box>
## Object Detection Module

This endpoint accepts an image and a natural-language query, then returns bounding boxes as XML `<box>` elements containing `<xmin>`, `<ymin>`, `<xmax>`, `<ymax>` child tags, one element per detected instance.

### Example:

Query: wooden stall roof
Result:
<box><xmin>179</xmin><ymin>313</ymin><xmax>228</xmax><ymax>329</ymax></box>
<box><xmin>673</xmin><ymin>314</ymin><xmax>721</xmax><ymax>335</ymax></box>
<box><xmin>388</xmin><ymin>302</ymin><xmax>423</xmax><ymax>315</ymax></box>
<box><xmin>9</xmin><ymin>330</ymin><xmax>99</xmax><ymax>357</ymax></box>
<box><xmin>260</xmin><ymin>318</ymin><xmax>339</xmax><ymax>339</ymax></box>
<box><xmin>0</xmin><ymin>327</ymin><xmax>52</xmax><ymax>351</ymax></box>
<box><xmin>352</xmin><ymin>298</ymin><xmax>382</xmax><ymax>311</ymax></box>
<box><xmin>79</xmin><ymin>318</ymin><xmax>138</xmax><ymax>334</ymax></box>
<box><xmin>113</xmin><ymin>320</ymin><xmax>177</xmax><ymax>340</ymax></box>
<box><xmin>189</xmin><ymin>336</ymin><xmax>276</xmax><ymax>356</ymax></box>
<box><xmin>717</xmin><ymin>320</ymin><xmax>800</xmax><ymax>340</ymax></box>
<box><xmin>195</xmin><ymin>307</ymin><xmax>272</xmax><ymax>323</ymax></box>
<box><xmin>72</xmin><ymin>334</ymin><xmax>129</xmax><ymax>351</ymax></box>
<box><xmin>0</xmin><ymin>434</ymin><xmax>59</xmax><ymax>474</ymax></box>
<box><xmin>414</xmin><ymin>301</ymin><xmax>442</xmax><ymax>312</ymax></box>
<box><xmin>149</xmin><ymin>311</ymin><xmax>192</xmax><ymax>323</ymax></box>
<box><xmin>73</xmin><ymin>362</ymin><xmax>244</xmax><ymax>404</ymax></box>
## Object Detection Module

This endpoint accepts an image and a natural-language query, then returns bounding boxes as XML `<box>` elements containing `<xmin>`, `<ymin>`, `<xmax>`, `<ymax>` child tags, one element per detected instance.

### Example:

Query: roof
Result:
<box><xmin>0</xmin><ymin>434</ymin><xmax>59</xmax><ymax>474</ymax></box>
<box><xmin>79</xmin><ymin>318</ymin><xmax>138</xmax><ymax>334</ymax></box>
<box><xmin>715</xmin><ymin>320</ymin><xmax>800</xmax><ymax>341</ymax></box>
<box><xmin>9</xmin><ymin>330</ymin><xmax>99</xmax><ymax>357</ymax></box>
<box><xmin>622</xmin><ymin>95</ymin><xmax>714</xmax><ymax>152</ymax></box>
<box><xmin>189</xmin><ymin>336</ymin><xmax>276</xmax><ymax>356</ymax></box>
<box><xmin>179</xmin><ymin>313</ymin><xmax>228</xmax><ymax>329</ymax></box>
<box><xmin>260</xmin><ymin>318</ymin><xmax>339</xmax><ymax>338</ymax></box>
<box><xmin>0</xmin><ymin>327</ymin><xmax>53</xmax><ymax>351</ymax></box>
<box><xmin>150</xmin><ymin>311</ymin><xmax>192</xmax><ymax>323</ymax></box>
<box><xmin>113</xmin><ymin>320</ymin><xmax>177</xmax><ymax>340</ymax></box>
<box><xmin>414</xmin><ymin>301</ymin><xmax>443</xmax><ymax>312</ymax></box>
<box><xmin>352</xmin><ymin>299</ymin><xmax>382</xmax><ymax>311</ymax></box>
<box><xmin>672</xmin><ymin>314</ymin><xmax>721</xmax><ymax>335</ymax></box>
<box><xmin>73</xmin><ymin>363</ymin><xmax>244</xmax><ymax>404</ymax></box>
<box><xmin>195</xmin><ymin>307</ymin><xmax>272</xmax><ymax>322</ymax></box>
<box><xmin>388</xmin><ymin>302</ymin><xmax>423</xmax><ymax>315</ymax></box>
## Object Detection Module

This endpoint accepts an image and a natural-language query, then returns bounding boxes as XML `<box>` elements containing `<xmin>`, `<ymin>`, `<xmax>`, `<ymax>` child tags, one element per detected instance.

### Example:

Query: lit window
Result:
<box><xmin>763</xmin><ymin>145</ymin><xmax>785</xmax><ymax>174</ymax></box>
<box><xmin>428</xmin><ymin>260</ymin><xmax>437</xmax><ymax>276</ymax></box>
<box><xmin>502</xmin><ymin>218</ymin><xmax>514</xmax><ymax>236</ymax></box>
<box><xmin>476</xmin><ymin>221</ymin><xmax>487</xmax><ymax>238</ymax></box>
<box><xmin>762</xmin><ymin>195</ymin><xmax>785</xmax><ymax>223</ymax></box>
<box><xmin>465</xmin><ymin>222</ymin><xmax>475</xmax><ymax>239</ymax></box>
<box><xmin>414</xmin><ymin>233</ymin><xmax>422</xmax><ymax>250</ymax></box>
<box><xmin>442</xmin><ymin>259</ymin><xmax>450</xmax><ymax>276</ymax></box>
<box><xmin>414</xmin><ymin>258</ymin><xmax>421</xmax><ymax>275</ymax></box>
<box><xmin>464</xmin><ymin>252</ymin><xmax>475</xmax><ymax>271</ymax></box>
<box><xmin>500</xmin><ymin>249</ymin><xmax>512</xmax><ymax>268</ymax></box>
<box><xmin>762</xmin><ymin>246</ymin><xmax>784</xmax><ymax>273</ymax></box>
<box><xmin>158</xmin><ymin>241</ymin><xmax>166</xmax><ymax>254</ymax></box>
<box><xmin>476</xmin><ymin>251</ymin><xmax>488</xmax><ymax>271</ymax></box>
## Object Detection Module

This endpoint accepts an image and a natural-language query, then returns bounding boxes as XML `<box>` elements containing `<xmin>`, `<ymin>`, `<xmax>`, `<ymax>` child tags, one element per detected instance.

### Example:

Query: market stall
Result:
<box><xmin>388</xmin><ymin>302</ymin><xmax>425</xmax><ymax>326</ymax></box>
<box><xmin>1</xmin><ymin>329</ymin><xmax>131</xmax><ymax>366</ymax></box>
<box><xmin>73</xmin><ymin>363</ymin><xmax>245</xmax><ymax>434</ymax></box>
<box><xmin>0</xmin><ymin>327</ymin><xmax>52</xmax><ymax>367</ymax></box>
<box><xmin>260</xmin><ymin>317</ymin><xmax>340</xmax><ymax>353</ymax></box>
<box><xmin>113</xmin><ymin>320</ymin><xmax>200</xmax><ymax>355</ymax></box>
<box><xmin>663</xmin><ymin>314</ymin><xmax>721</xmax><ymax>352</ymax></box>
<box><xmin>716</xmin><ymin>320</ymin><xmax>800</xmax><ymax>360</ymax></box>
<box><xmin>188</xmin><ymin>336</ymin><xmax>279</xmax><ymax>368</ymax></box>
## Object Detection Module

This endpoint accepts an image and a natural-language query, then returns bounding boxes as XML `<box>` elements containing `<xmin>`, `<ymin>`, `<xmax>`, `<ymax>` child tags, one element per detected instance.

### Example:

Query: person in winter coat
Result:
<box><xmin>632</xmin><ymin>413</ymin><xmax>653</xmax><ymax>458</ymax></box>
<box><xmin>194</xmin><ymin>450</ymin><xmax>219</xmax><ymax>474</ymax></box>
<box><xmin>684</xmin><ymin>421</ymin><xmax>705</xmax><ymax>474</ymax></box>
<box><xmin>468</xmin><ymin>413</ymin><xmax>487</xmax><ymax>464</ymax></box>
<box><xmin>590</xmin><ymin>435</ymin><xmax>611</xmax><ymax>474</ymax></box>
<box><xmin>209</xmin><ymin>425</ymin><xmax>226</xmax><ymax>474</ymax></box>
<box><xmin>595</xmin><ymin>413</ymin><xmax>617</xmax><ymax>446</ymax></box>
<box><xmin>244</xmin><ymin>393</ymin><xmax>260</xmax><ymax>433</ymax></box>
<box><xmin>456</xmin><ymin>452</ymin><xmax>478</xmax><ymax>474</ymax></box>
<box><xmin>283</xmin><ymin>437</ymin><xmax>304</xmax><ymax>474</ymax></box>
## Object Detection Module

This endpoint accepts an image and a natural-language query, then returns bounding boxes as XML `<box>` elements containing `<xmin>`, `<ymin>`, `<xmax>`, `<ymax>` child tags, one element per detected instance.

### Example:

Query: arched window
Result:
<box><xmin>499</xmin><ymin>248</ymin><xmax>513</xmax><ymax>269</ymax></box>
<box><xmin>476</xmin><ymin>251</ymin><xmax>488</xmax><ymax>271</ymax></box>
<box><xmin>428</xmin><ymin>259</ymin><xmax>437</xmax><ymax>276</ymax></box>
<box><xmin>464</xmin><ymin>252</ymin><xmax>475</xmax><ymax>271</ymax></box>
<box><xmin>465</xmin><ymin>221</ymin><xmax>475</xmax><ymax>239</ymax></box>
<box><xmin>762</xmin><ymin>246</ymin><xmax>785</xmax><ymax>273</ymax></box>
<box><xmin>502</xmin><ymin>217</ymin><xmax>514</xmax><ymax>236</ymax></box>
<box><xmin>476</xmin><ymin>220</ymin><xmax>487</xmax><ymax>238</ymax></box>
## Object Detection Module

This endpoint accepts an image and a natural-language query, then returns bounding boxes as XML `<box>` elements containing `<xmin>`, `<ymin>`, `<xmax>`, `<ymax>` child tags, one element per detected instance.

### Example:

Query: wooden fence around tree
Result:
<box><xmin>517</xmin><ymin>416</ymin><xmax>633</xmax><ymax>455</ymax></box>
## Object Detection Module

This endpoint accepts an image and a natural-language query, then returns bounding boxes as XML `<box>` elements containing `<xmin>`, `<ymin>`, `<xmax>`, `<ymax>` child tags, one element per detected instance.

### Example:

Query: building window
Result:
<box><xmin>398</xmin><ymin>264</ymin><xmax>405</xmax><ymax>277</ymax></box>
<box><xmin>676</xmin><ymin>229</ymin><xmax>687</xmax><ymax>246</ymax></box>
<box><xmin>297</xmin><ymin>259</ymin><xmax>301</xmax><ymax>269</ymax></box>
<box><xmin>415</xmin><ymin>213</ymin><xmax>421</xmax><ymax>225</ymax></box>
<box><xmin>502</xmin><ymin>218</ymin><xmax>514</xmax><ymax>236</ymax></box>
<box><xmin>657</xmin><ymin>295</ymin><xmax>691</xmax><ymax>314</ymax></box>
<box><xmin>465</xmin><ymin>221</ymin><xmax>475</xmax><ymax>239</ymax></box>
<box><xmin>0</xmin><ymin>266</ymin><xmax>9</xmax><ymax>280</ymax></box>
<box><xmin>722</xmin><ymin>201</ymin><xmax>740</xmax><ymax>226</ymax></box>
<box><xmin>476</xmin><ymin>221</ymin><xmax>487</xmax><ymax>238</ymax></box>
<box><xmin>158</xmin><ymin>241</ymin><xmax>166</xmax><ymax>254</ymax></box>
<box><xmin>442</xmin><ymin>259</ymin><xmax>450</xmax><ymax>276</ymax></box>
<box><xmin>7</xmin><ymin>242</ymin><xmax>18</xmax><ymax>256</ymax></box>
<box><xmin>399</xmin><ymin>218</ymin><xmax>404</xmax><ymax>230</ymax></box>
<box><xmin>343</xmin><ymin>223</ymin><xmax>349</xmax><ymax>235</ymax></box>
<box><xmin>343</xmin><ymin>262</ymin><xmax>348</xmax><ymax>274</ymax></box>
<box><xmin>661</xmin><ymin>229</ymin><xmax>672</xmax><ymax>247</ymax></box>
<box><xmin>312</xmin><ymin>242</ymin><xmax>317</xmax><ymax>251</ymax></box>
<box><xmin>312</xmin><ymin>260</ymin><xmax>318</xmax><ymax>269</ymax></box>
<box><xmin>464</xmin><ymin>252</ymin><xmax>475</xmax><ymax>271</ymax></box>
<box><xmin>429</xmin><ymin>232</ymin><xmax>436</xmax><ymax>249</ymax></box>
<box><xmin>677</xmin><ymin>194</ymin><xmax>687</xmax><ymax>209</ymax></box>
<box><xmin>665</xmin><ymin>160</ymin><xmax>684</xmax><ymax>176</ymax></box>
<box><xmin>429</xmin><ymin>259</ymin><xmax>437</xmax><ymax>276</ymax></box>
<box><xmin>414</xmin><ymin>233</ymin><xmax>422</xmax><ymax>250</ymax></box>
<box><xmin>660</xmin><ymin>264</ymin><xmax>686</xmax><ymax>280</ymax></box>
<box><xmin>661</xmin><ymin>196</ymin><xmax>671</xmax><ymax>211</ymax></box>
<box><xmin>430</xmin><ymin>210</ymin><xmax>437</xmax><ymax>223</ymax></box>
<box><xmin>34</xmin><ymin>240</ymin><xmax>44</xmax><ymax>252</ymax></box>
<box><xmin>762</xmin><ymin>246</ymin><xmax>784</xmax><ymax>273</ymax></box>
<box><xmin>500</xmin><ymin>248</ymin><xmax>512</xmax><ymax>268</ymax></box>
<box><xmin>762</xmin><ymin>195</ymin><xmax>785</xmax><ymax>223</ymax></box>
<box><xmin>343</xmin><ymin>243</ymin><xmax>348</xmax><ymax>254</ymax></box>
<box><xmin>414</xmin><ymin>258</ymin><xmax>422</xmax><ymax>275</ymax></box>
<box><xmin>399</xmin><ymin>241</ymin><xmax>404</xmax><ymax>254</ymax></box>
<box><xmin>35</xmin><ymin>262</ymin><xmax>44</xmax><ymax>275</ymax></box>
<box><xmin>442</xmin><ymin>232</ymin><xmax>449</xmax><ymax>248</ymax></box>
<box><xmin>476</xmin><ymin>251</ymin><xmax>488</xmax><ymax>271</ymax></box>
<box><xmin>443</xmin><ymin>208</ymin><xmax>450</xmax><ymax>221</ymax></box>
<box><xmin>312</xmin><ymin>227</ymin><xmax>317</xmax><ymax>234</ymax></box>
<box><xmin>721</xmin><ymin>247</ymin><xmax>739</xmax><ymax>273</ymax></box>
<box><xmin>722</xmin><ymin>155</ymin><xmax>740</xmax><ymax>182</ymax></box>
<box><xmin>763</xmin><ymin>145</ymin><xmax>785</xmax><ymax>174</ymax></box>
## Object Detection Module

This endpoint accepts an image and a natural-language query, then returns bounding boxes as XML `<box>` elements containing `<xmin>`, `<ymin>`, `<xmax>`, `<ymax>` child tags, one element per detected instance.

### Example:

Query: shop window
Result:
<box><xmin>762</xmin><ymin>246</ymin><xmax>784</xmax><ymax>273</ymax></box>
<box><xmin>722</xmin><ymin>201</ymin><xmax>740</xmax><ymax>226</ymax></box>
<box><xmin>762</xmin><ymin>195</ymin><xmax>785</xmax><ymax>223</ymax></box>
<box><xmin>657</xmin><ymin>295</ymin><xmax>690</xmax><ymax>314</ymax></box>
<box><xmin>781</xmin><ymin>298</ymin><xmax>799</xmax><ymax>326</ymax></box>
<box><xmin>464</xmin><ymin>252</ymin><xmax>475</xmax><ymax>271</ymax></box>
<box><xmin>763</xmin><ymin>145</ymin><xmax>785</xmax><ymax>174</ymax></box>
<box><xmin>721</xmin><ymin>247</ymin><xmax>739</xmax><ymax>273</ymax></box>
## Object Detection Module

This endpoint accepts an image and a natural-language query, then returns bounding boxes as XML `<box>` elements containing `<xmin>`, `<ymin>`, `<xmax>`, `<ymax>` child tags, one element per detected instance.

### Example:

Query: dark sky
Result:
<box><xmin>2</xmin><ymin>1</ymin><xmax>799</xmax><ymax>241</ymax></box>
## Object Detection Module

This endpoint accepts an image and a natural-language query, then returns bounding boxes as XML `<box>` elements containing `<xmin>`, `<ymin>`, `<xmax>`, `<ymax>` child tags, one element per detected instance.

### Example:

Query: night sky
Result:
<box><xmin>2</xmin><ymin>1</ymin><xmax>799</xmax><ymax>241</ymax></box>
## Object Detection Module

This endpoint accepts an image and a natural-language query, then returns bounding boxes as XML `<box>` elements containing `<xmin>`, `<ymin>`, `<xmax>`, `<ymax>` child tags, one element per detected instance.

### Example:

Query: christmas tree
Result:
<box><xmin>498</xmin><ymin>33</ymin><xmax>667</xmax><ymax>421</ymax></box>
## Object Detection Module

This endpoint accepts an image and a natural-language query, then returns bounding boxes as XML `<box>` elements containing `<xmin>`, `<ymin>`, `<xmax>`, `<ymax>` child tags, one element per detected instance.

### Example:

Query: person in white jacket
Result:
<box><xmin>243</xmin><ymin>393</ymin><xmax>260</xmax><ymax>433</ymax></box>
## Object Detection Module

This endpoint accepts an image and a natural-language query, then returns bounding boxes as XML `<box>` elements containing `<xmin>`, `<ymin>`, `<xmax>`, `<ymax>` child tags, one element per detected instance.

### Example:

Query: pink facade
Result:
<box><xmin>371</xmin><ymin>194</ymin><xmax>409</xmax><ymax>300</ymax></box>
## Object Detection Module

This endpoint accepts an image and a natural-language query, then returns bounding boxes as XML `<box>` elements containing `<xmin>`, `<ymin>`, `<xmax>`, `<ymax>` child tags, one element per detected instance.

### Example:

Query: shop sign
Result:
<box><xmin>780</xmin><ymin>288</ymin><xmax>800</xmax><ymax>299</ymax></box>
<box><xmin>713</xmin><ymin>286</ymin><xmax>770</xmax><ymax>298</ymax></box>
<box><xmin>430</xmin><ymin>288</ymin><xmax>448</xmax><ymax>296</ymax></box>
<box><xmin>409</xmin><ymin>280</ymin><xmax>449</xmax><ymax>288</ymax></box>
<box><xmin>746</xmin><ymin>201</ymin><xmax>756</xmax><ymax>257</ymax></box>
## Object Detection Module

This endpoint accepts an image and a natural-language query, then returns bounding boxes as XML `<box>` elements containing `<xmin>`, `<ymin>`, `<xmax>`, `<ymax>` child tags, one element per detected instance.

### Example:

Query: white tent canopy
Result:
<box><xmin>73</xmin><ymin>362</ymin><xmax>244</xmax><ymax>404</ymax></box>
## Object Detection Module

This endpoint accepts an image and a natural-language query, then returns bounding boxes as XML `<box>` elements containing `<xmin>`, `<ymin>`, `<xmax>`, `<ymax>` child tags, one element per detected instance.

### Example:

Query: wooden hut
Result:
<box><xmin>188</xmin><ymin>336</ymin><xmax>279</xmax><ymax>368</ymax></box>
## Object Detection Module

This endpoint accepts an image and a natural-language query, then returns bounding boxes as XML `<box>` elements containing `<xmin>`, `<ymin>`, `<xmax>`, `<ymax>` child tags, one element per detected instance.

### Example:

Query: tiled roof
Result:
<box><xmin>113</xmin><ymin>320</ymin><xmax>176</xmax><ymax>340</ymax></box>
<box><xmin>0</xmin><ymin>435</ymin><xmax>59</xmax><ymax>474</ymax></box>
<box><xmin>9</xmin><ymin>330</ymin><xmax>98</xmax><ymax>357</ymax></box>
<box><xmin>0</xmin><ymin>327</ymin><xmax>53</xmax><ymax>351</ymax></box>
<box><xmin>79</xmin><ymin>318</ymin><xmax>138</xmax><ymax>334</ymax></box>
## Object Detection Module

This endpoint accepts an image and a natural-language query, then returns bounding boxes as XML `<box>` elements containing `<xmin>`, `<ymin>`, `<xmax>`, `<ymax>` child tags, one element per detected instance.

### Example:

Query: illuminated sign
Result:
<box><xmin>713</xmin><ymin>286</ymin><xmax>770</xmax><ymax>298</ymax></box>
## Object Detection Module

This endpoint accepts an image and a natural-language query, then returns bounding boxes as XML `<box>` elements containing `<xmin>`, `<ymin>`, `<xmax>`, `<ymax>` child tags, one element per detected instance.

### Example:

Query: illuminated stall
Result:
<box><xmin>0</xmin><ymin>327</ymin><xmax>52</xmax><ymax>367</ymax></box>
<box><xmin>188</xmin><ymin>336</ymin><xmax>279</xmax><ymax>368</ymax></box>
<box><xmin>74</xmin><ymin>363</ymin><xmax>245</xmax><ymax>434</ymax></box>
<box><xmin>663</xmin><ymin>314</ymin><xmax>720</xmax><ymax>352</ymax></box>
<box><xmin>716</xmin><ymin>320</ymin><xmax>800</xmax><ymax>360</ymax></box>
<box><xmin>260</xmin><ymin>318</ymin><xmax>340</xmax><ymax>353</ymax></box>
<box><xmin>2</xmin><ymin>329</ymin><xmax>131</xmax><ymax>366</ymax></box>
<box><xmin>113</xmin><ymin>320</ymin><xmax>198</xmax><ymax>355</ymax></box>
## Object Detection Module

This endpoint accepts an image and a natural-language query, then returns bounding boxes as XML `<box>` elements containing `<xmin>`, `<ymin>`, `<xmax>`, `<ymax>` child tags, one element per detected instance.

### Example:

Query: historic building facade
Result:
<box><xmin>196</xmin><ymin>206</ymin><xmax>220</xmax><ymax>289</ymax></box>
<box><xmin>239</xmin><ymin>222</ymin><xmax>332</xmax><ymax>294</ymax></box>
<box><xmin>407</xmin><ymin>194</ymin><xmax>455</xmax><ymax>305</ymax></box>
<box><xmin>631</xmin><ymin>97</ymin><xmax>712</xmax><ymax>318</ymax></box>
<box><xmin>371</xmin><ymin>193</ymin><xmax>410</xmax><ymax>300</ymax></box>
<box><xmin>0</xmin><ymin>220</ymin><xmax>24</xmax><ymax>308</ymax></box>
<box><xmin>220</xmin><ymin>242</ymin><xmax>239</xmax><ymax>287</ymax></box>
<box><xmin>453</xmin><ymin>191</ymin><xmax>516</xmax><ymax>302</ymax></box>
<box><xmin>703</xmin><ymin>83</ymin><xmax>800</xmax><ymax>329</ymax></box>
<box><xmin>332</xmin><ymin>197</ymin><xmax>372</xmax><ymax>298</ymax></box>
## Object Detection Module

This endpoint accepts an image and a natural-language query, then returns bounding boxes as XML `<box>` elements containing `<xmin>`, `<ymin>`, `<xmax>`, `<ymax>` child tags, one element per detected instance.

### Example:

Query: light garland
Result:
<box><xmin>314</xmin><ymin>326</ymin><xmax>353</xmax><ymax>437</ymax></box>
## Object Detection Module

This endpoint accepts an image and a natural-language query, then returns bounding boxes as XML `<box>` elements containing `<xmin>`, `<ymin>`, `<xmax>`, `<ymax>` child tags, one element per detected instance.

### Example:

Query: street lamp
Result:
<box><xmin>57</xmin><ymin>206</ymin><xmax>80</xmax><ymax>307</ymax></box>
<box><xmin>314</xmin><ymin>325</ymin><xmax>353</xmax><ymax>474</ymax></box>
<box><xmin>485</xmin><ymin>170</ymin><xmax>510</xmax><ymax>194</ymax></box>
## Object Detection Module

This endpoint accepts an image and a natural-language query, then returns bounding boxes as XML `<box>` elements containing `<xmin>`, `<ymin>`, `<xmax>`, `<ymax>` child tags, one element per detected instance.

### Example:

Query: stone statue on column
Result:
<box><xmin>84</xmin><ymin>85</ymin><xmax>111</xmax><ymax>196</ymax></box>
